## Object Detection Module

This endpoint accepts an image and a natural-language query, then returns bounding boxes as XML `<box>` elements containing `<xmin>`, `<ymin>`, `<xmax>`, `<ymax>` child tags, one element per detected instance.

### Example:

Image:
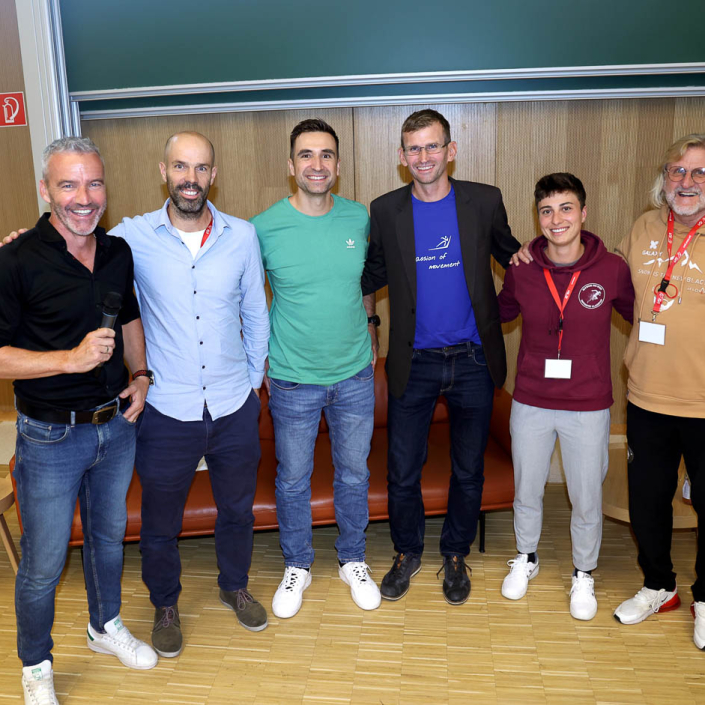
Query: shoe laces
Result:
<box><xmin>436</xmin><ymin>556</ymin><xmax>469</xmax><ymax>579</ymax></box>
<box><xmin>106</xmin><ymin>623</ymin><xmax>141</xmax><ymax>654</ymax></box>
<box><xmin>635</xmin><ymin>586</ymin><xmax>673</xmax><ymax>613</ymax></box>
<box><xmin>389</xmin><ymin>553</ymin><xmax>407</xmax><ymax>576</ymax></box>
<box><xmin>344</xmin><ymin>562</ymin><xmax>372</xmax><ymax>586</ymax></box>
<box><xmin>156</xmin><ymin>606</ymin><xmax>178</xmax><ymax>630</ymax></box>
<box><xmin>570</xmin><ymin>572</ymin><xmax>594</xmax><ymax>597</ymax></box>
<box><xmin>234</xmin><ymin>589</ymin><xmax>255</xmax><ymax>610</ymax></box>
<box><xmin>281</xmin><ymin>567</ymin><xmax>307</xmax><ymax>592</ymax></box>
<box><xmin>506</xmin><ymin>555</ymin><xmax>530</xmax><ymax>574</ymax></box>
<box><xmin>25</xmin><ymin>678</ymin><xmax>57</xmax><ymax>705</ymax></box>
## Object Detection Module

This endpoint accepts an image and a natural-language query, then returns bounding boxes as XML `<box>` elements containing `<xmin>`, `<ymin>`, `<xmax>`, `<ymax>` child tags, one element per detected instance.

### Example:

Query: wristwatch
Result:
<box><xmin>367</xmin><ymin>315</ymin><xmax>381</xmax><ymax>327</ymax></box>
<box><xmin>132</xmin><ymin>369</ymin><xmax>155</xmax><ymax>385</ymax></box>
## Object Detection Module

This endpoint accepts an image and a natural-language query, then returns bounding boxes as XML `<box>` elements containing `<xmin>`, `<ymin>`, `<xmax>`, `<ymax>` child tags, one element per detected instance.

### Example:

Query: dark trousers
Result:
<box><xmin>627</xmin><ymin>402</ymin><xmax>705</xmax><ymax>601</ymax></box>
<box><xmin>387</xmin><ymin>343</ymin><xmax>495</xmax><ymax>557</ymax></box>
<box><xmin>136</xmin><ymin>394</ymin><xmax>261</xmax><ymax>607</ymax></box>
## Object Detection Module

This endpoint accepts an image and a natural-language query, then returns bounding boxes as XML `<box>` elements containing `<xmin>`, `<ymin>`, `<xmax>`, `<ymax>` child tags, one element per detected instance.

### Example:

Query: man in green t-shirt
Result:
<box><xmin>251</xmin><ymin>119</ymin><xmax>380</xmax><ymax>619</ymax></box>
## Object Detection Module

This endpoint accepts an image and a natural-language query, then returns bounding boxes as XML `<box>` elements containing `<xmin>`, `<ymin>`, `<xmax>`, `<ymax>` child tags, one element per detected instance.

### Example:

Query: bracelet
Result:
<box><xmin>132</xmin><ymin>369</ymin><xmax>155</xmax><ymax>385</ymax></box>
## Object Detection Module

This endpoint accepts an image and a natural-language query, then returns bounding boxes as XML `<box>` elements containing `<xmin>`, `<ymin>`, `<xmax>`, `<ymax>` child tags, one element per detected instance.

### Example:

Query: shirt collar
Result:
<box><xmin>157</xmin><ymin>199</ymin><xmax>225</xmax><ymax>239</ymax></box>
<box><xmin>36</xmin><ymin>211</ymin><xmax>110</xmax><ymax>249</ymax></box>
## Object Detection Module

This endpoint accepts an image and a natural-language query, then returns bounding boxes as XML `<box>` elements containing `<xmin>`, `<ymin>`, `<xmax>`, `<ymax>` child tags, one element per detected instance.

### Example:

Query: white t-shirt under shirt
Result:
<box><xmin>175</xmin><ymin>227</ymin><xmax>206</xmax><ymax>259</ymax></box>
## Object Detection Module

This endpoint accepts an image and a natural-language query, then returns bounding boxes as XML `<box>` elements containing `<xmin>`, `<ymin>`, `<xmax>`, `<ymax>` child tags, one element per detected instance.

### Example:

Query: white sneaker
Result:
<box><xmin>570</xmin><ymin>571</ymin><xmax>597</xmax><ymax>620</ymax></box>
<box><xmin>87</xmin><ymin>615</ymin><xmax>158</xmax><ymax>669</ymax></box>
<box><xmin>339</xmin><ymin>562</ymin><xmax>381</xmax><ymax>610</ymax></box>
<box><xmin>614</xmin><ymin>586</ymin><xmax>681</xmax><ymax>625</ymax></box>
<box><xmin>22</xmin><ymin>660</ymin><xmax>59</xmax><ymax>705</ymax></box>
<box><xmin>501</xmin><ymin>554</ymin><xmax>539</xmax><ymax>600</ymax></box>
<box><xmin>272</xmin><ymin>567</ymin><xmax>312</xmax><ymax>619</ymax></box>
<box><xmin>692</xmin><ymin>601</ymin><xmax>705</xmax><ymax>649</ymax></box>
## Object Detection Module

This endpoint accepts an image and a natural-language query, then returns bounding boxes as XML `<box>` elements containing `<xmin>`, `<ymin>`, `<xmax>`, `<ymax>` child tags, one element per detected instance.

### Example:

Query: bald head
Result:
<box><xmin>159</xmin><ymin>131</ymin><xmax>218</xmax><ymax>222</ymax></box>
<box><xmin>164</xmin><ymin>131</ymin><xmax>215</xmax><ymax>165</ymax></box>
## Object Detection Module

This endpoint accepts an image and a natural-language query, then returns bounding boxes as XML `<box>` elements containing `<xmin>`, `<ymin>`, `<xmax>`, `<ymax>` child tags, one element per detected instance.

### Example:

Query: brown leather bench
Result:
<box><xmin>10</xmin><ymin>359</ymin><xmax>515</xmax><ymax>550</ymax></box>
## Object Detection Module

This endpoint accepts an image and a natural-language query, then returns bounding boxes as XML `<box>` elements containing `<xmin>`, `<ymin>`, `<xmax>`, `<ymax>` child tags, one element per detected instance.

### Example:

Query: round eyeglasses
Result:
<box><xmin>664</xmin><ymin>166</ymin><xmax>705</xmax><ymax>184</ymax></box>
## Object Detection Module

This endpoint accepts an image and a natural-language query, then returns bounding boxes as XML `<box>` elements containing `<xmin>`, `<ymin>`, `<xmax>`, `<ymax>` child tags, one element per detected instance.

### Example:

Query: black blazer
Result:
<box><xmin>362</xmin><ymin>178</ymin><xmax>520</xmax><ymax>398</ymax></box>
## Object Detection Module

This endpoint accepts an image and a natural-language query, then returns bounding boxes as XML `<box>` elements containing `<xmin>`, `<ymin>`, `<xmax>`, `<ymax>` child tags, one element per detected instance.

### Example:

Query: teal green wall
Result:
<box><xmin>62</xmin><ymin>0</ymin><xmax>705</xmax><ymax>97</ymax></box>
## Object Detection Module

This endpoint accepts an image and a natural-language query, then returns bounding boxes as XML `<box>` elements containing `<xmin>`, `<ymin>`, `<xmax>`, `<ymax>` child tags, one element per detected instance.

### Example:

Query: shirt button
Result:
<box><xmin>202</xmin><ymin>386</ymin><xmax>206</xmax><ymax>390</ymax></box>
<box><xmin>408</xmin><ymin>342</ymin><xmax>412</xmax><ymax>347</ymax></box>
<box><xmin>202</xmin><ymin>365</ymin><xmax>205</xmax><ymax>369</ymax></box>
<box><xmin>192</xmin><ymin>265</ymin><xmax>195</xmax><ymax>269</ymax></box>
<box><xmin>200</xmin><ymin>341</ymin><xmax>203</xmax><ymax>345</ymax></box>
<box><xmin>196</xmin><ymin>316</ymin><xmax>200</xmax><ymax>320</ymax></box>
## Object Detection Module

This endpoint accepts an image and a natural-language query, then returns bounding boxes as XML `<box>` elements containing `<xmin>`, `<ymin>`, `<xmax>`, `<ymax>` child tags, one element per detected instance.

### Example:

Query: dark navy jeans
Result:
<box><xmin>136</xmin><ymin>393</ymin><xmax>261</xmax><ymax>607</ymax></box>
<box><xmin>387</xmin><ymin>342</ymin><xmax>494</xmax><ymax>558</ymax></box>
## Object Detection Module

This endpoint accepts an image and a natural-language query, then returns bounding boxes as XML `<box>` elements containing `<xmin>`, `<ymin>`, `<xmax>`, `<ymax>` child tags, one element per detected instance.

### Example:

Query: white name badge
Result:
<box><xmin>545</xmin><ymin>359</ymin><xmax>572</xmax><ymax>379</ymax></box>
<box><xmin>638</xmin><ymin>320</ymin><xmax>666</xmax><ymax>346</ymax></box>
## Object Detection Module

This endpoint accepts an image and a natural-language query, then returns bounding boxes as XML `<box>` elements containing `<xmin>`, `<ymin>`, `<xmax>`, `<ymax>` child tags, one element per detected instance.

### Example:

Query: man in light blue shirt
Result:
<box><xmin>110</xmin><ymin>132</ymin><xmax>270</xmax><ymax>657</ymax></box>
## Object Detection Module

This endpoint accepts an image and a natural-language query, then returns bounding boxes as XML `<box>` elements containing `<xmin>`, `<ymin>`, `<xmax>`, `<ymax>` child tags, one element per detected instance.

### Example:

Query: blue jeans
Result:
<box><xmin>136</xmin><ymin>394</ymin><xmax>261</xmax><ymax>608</ymax></box>
<box><xmin>13</xmin><ymin>405</ymin><xmax>136</xmax><ymax>667</ymax></box>
<box><xmin>387</xmin><ymin>343</ymin><xmax>494</xmax><ymax>558</ymax></box>
<box><xmin>268</xmin><ymin>364</ymin><xmax>375</xmax><ymax>567</ymax></box>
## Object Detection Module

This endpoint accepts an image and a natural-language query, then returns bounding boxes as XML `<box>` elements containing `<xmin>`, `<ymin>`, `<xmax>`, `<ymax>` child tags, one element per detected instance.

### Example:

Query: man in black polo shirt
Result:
<box><xmin>0</xmin><ymin>137</ymin><xmax>158</xmax><ymax>704</ymax></box>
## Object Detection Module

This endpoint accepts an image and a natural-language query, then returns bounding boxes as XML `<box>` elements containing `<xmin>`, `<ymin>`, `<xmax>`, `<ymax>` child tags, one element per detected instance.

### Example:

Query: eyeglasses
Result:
<box><xmin>402</xmin><ymin>141</ymin><xmax>450</xmax><ymax>156</ymax></box>
<box><xmin>664</xmin><ymin>165</ymin><xmax>705</xmax><ymax>184</ymax></box>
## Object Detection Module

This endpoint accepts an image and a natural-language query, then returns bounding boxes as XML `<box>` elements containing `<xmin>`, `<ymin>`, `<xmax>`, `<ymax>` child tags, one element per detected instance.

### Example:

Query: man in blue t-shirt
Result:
<box><xmin>362</xmin><ymin>109</ymin><xmax>520</xmax><ymax>605</ymax></box>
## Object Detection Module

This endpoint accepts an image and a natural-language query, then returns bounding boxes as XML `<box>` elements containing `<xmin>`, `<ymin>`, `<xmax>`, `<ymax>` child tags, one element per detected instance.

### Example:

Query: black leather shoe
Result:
<box><xmin>438</xmin><ymin>555</ymin><xmax>471</xmax><ymax>605</ymax></box>
<box><xmin>380</xmin><ymin>553</ymin><xmax>422</xmax><ymax>600</ymax></box>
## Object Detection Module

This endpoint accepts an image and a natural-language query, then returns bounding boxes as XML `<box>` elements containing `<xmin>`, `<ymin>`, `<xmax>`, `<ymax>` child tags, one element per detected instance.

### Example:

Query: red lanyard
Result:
<box><xmin>199</xmin><ymin>218</ymin><xmax>214</xmax><ymax>248</ymax></box>
<box><xmin>544</xmin><ymin>269</ymin><xmax>581</xmax><ymax>358</ymax></box>
<box><xmin>653</xmin><ymin>210</ymin><xmax>705</xmax><ymax>315</ymax></box>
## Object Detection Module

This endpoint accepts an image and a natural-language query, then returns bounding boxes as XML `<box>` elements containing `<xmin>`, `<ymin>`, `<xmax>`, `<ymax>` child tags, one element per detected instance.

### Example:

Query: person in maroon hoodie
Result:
<box><xmin>498</xmin><ymin>173</ymin><xmax>634</xmax><ymax>620</ymax></box>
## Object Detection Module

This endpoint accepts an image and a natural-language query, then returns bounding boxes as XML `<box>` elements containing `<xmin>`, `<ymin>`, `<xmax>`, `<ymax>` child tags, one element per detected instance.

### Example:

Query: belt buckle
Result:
<box><xmin>91</xmin><ymin>404</ymin><xmax>117</xmax><ymax>425</ymax></box>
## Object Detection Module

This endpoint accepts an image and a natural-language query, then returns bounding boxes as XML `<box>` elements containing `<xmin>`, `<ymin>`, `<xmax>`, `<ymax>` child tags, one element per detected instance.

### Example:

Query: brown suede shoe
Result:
<box><xmin>219</xmin><ymin>589</ymin><xmax>268</xmax><ymax>632</ymax></box>
<box><xmin>152</xmin><ymin>605</ymin><xmax>183</xmax><ymax>657</ymax></box>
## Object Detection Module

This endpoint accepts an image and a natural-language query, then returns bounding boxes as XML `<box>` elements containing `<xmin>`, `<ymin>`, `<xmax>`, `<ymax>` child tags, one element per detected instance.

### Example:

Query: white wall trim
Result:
<box><xmin>69</xmin><ymin>62</ymin><xmax>705</xmax><ymax>102</ymax></box>
<box><xmin>14</xmin><ymin>0</ymin><xmax>73</xmax><ymax>211</ymax></box>
<box><xmin>78</xmin><ymin>85</ymin><xmax>705</xmax><ymax>121</ymax></box>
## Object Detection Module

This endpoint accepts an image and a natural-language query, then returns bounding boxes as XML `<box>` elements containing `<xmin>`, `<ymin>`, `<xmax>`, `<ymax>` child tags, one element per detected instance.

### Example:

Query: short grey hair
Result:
<box><xmin>41</xmin><ymin>136</ymin><xmax>104</xmax><ymax>180</ymax></box>
<box><xmin>650</xmin><ymin>133</ymin><xmax>705</xmax><ymax>208</ymax></box>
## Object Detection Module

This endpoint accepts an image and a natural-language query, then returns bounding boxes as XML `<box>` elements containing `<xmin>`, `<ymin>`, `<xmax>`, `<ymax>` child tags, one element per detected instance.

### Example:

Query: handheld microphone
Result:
<box><xmin>95</xmin><ymin>291</ymin><xmax>123</xmax><ymax>371</ymax></box>
<box><xmin>99</xmin><ymin>291</ymin><xmax>123</xmax><ymax>330</ymax></box>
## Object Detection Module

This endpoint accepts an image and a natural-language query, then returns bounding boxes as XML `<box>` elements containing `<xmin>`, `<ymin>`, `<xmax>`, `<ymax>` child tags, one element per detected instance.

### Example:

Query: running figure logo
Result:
<box><xmin>429</xmin><ymin>235</ymin><xmax>451</xmax><ymax>251</ymax></box>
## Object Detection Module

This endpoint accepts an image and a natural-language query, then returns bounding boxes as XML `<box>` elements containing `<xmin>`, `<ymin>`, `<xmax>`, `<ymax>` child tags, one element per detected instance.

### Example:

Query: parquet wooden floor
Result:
<box><xmin>0</xmin><ymin>482</ymin><xmax>703</xmax><ymax>704</ymax></box>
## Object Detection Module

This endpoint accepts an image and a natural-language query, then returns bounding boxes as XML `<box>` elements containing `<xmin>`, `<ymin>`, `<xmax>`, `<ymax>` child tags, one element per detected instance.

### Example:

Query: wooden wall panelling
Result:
<box><xmin>353</xmin><ymin>103</ymin><xmax>497</xmax><ymax>357</ymax></box>
<box><xmin>0</xmin><ymin>1</ymin><xmax>39</xmax><ymax>411</ymax></box>
<box><xmin>81</xmin><ymin>98</ymin><xmax>705</xmax><ymax>422</ymax></box>
<box><xmin>83</xmin><ymin>109</ymin><xmax>355</xmax><ymax>308</ymax></box>
<box><xmin>496</xmin><ymin>101</ymin><xmax>570</xmax><ymax>397</ymax></box>
<box><xmin>83</xmin><ymin>109</ymin><xmax>355</xmax><ymax>229</ymax></box>
<box><xmin>673</xmin><ymin>97</ymin><xmax>705</xmax><ymax>141</ymax></box>
<box><xmin>496</xmin><ymin>98</ymin><xmax>694</xmax><ymax>424</ymax></box>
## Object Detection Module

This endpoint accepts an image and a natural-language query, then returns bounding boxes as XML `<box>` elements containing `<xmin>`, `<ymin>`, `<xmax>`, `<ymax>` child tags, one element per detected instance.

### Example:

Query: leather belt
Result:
<box><xmin>16</xmin><ymin>397</ymin><xmax>127</xmax><ymax>425</ymax></box>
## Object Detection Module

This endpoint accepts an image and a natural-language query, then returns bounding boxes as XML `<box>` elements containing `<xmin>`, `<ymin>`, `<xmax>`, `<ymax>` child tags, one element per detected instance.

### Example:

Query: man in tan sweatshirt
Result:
<box><xmin>614</xmin><ymin>134</ymin><xmax>705</xmax><ymax>652</ymax></box>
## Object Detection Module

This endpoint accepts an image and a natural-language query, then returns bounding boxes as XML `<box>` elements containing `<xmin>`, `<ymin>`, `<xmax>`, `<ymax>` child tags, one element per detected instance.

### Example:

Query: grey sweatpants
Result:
<box><xmin>509</xmin><ymin>399</ymin><xmax>610</xmax><ymax>572</ymax></box>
